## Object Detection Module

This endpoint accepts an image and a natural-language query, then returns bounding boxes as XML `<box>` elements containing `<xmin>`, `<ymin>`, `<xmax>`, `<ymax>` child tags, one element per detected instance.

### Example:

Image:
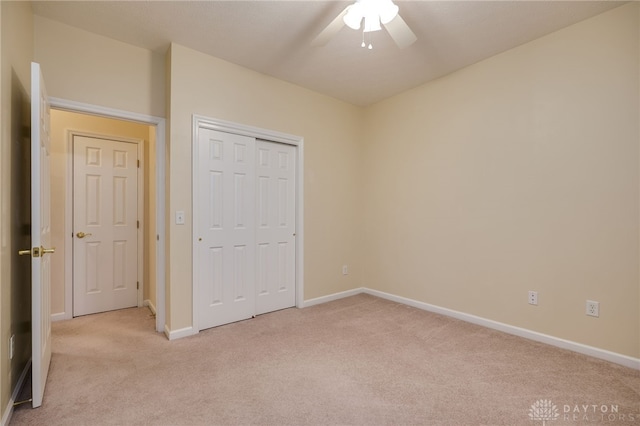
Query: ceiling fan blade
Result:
<box><xmin>311</xmin><ymin>6</ymin><xmax>350</xmax><ymax>47</ymax></box>
<box><xmin>383</xmin><ymin>14</ymin><xmax>417</xmax><ymax>49</ymax></box>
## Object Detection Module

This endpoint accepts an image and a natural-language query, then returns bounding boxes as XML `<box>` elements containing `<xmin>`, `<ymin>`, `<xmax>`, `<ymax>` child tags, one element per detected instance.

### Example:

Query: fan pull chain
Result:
<box><xmin>361</xmin><ymin>29</ymin><xmax>373</xmax><ymax>50</ymax></box>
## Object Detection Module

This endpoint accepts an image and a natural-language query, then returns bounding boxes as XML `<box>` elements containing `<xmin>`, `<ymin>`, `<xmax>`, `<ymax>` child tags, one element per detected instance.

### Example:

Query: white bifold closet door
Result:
<box><xmin>197</xmin><ymin>129</ymin><xmax>296</xmax><ymax>331</ymax></box>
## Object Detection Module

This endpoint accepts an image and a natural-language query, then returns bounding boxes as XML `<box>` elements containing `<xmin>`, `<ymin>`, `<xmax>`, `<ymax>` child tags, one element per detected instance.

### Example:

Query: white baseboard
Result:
<box><xmin>302</xmin><ymin>287</ymin><xmax>365</xmax><ymax>308</ymax></box>
<box><xmin>301</xmin><ymin>287</ymin><xmax>640</xmax><ymax>370</ymax></box>
<box><xmin>143</xmin><ymin>299</ymin><xmax>157</xmax><ymax>316</ymax></box>
<box><xmin>1</xmin><ymin>359</ymin><xmax>32</xmax><ymax>426</ymax></box>
<box><xmin>363</xmin><ymin>288</ymin><xmax>640</xmax><ymax>370</ymax></box>
<box><xmin>164</xmin><ymin>324</ymin><xmax>197</xmax><ymax>341</ymax></box>
<box><xmin>51</xmin><ymin>312</ymin><xmax>70</xmax><ymax>322</ymax></box>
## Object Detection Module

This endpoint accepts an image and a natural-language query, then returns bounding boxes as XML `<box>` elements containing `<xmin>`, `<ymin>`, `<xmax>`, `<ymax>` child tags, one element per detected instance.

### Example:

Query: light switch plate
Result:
<box><xmin>176</xmin><ymin>211</ymin><xmax>185</xmax><ymax>225</ymax></box>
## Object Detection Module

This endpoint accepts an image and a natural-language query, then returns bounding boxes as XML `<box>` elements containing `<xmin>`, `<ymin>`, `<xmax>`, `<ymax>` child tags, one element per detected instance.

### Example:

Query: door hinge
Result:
<box><xmin>137</xmin><ymin>281</ymin><xmax>139</xmax><ymax>290</ymax></box>
<box><xmin>137</xmin><ymin>220</ymin><xmax>139</xmax><ymax>229</ymax></box>
<box><xmin>137</xmin><ymin>159</ymin><xmax>140</xmax><ymax>168</ymax></box>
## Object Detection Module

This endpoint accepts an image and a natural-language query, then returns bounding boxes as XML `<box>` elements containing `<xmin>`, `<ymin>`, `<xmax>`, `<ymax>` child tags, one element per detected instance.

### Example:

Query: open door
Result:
<box><xmin>25</xmin><ymin>62</ymin><xmax>53</xmax><ymax>408</ymax></box>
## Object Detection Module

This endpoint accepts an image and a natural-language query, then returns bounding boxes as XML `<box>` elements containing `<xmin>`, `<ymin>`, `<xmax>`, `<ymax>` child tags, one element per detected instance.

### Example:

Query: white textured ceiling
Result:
<box><xmin>31</xmin><ymin>1</ymin><xmax>624</xmax><ymax>106</ymax></box>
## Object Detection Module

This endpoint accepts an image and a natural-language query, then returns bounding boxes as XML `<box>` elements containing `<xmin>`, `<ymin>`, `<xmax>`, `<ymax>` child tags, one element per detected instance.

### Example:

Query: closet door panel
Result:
<box><xmin>197</xmin><ymin>129</ymin><xmax>256</xmax><ymax>330</ymax></box>
<box><xmin>255</xmin><ymin>140</ymin><xmax>296</xmax><ymax>315</ymax></box>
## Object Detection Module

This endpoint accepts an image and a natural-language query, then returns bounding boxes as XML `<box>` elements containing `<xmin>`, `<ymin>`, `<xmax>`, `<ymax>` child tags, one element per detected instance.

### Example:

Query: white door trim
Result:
<box><xmin>50</xmin><ymin>97</ymin><xmax>166</xmax><ymax>334</ymax></box>
<box><xmin>68</xmin><ymin>131</ymin><xmax>145</xmax><ymax>314</ymax></box>
<box><xmin>191</xmin><ymin>115</ymin><xmax>305</xmax><ymax>333</ymax></box>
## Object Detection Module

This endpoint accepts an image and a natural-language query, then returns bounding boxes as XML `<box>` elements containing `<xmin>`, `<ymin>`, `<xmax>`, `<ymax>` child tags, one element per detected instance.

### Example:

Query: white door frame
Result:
<box><xmin>69</xmin><ymin>131</ymin><xmax>145</xmax><ymax>313</ymax></box>
<box><xmin>50</xmin><ymin>97</ymin><xmax>166</xmax><ymax>334</ymax></box>
<box><xmin>192</xmin><ymin>115</ymin><xmax>304</xmax><ymax>333</ymax></box>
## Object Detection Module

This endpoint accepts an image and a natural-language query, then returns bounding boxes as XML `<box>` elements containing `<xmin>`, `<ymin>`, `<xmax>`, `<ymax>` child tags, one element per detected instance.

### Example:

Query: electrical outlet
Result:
<box><xmin>528</xmin><ymin>291</ymin><xmax>538</xmax><ymax>305</ymax></box>
<box><xmin>9</xmin><ymin>335</ymin><xmax>14</xmax><ymax>360</ymax></box>
<box><xmin>342</xmin><ymin>265</ymin><xmax>348</xmax><ymax>275</ymax></box>
<box><xmin>586</xmin><ymin>300</ymin><xmax>599</xmax><ymax>317</ymax></box>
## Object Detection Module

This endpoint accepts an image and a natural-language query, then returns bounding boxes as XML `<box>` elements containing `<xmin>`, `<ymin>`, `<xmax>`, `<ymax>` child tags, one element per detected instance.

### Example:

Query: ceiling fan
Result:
<box><xmin>312</xmin><ymin>0</ymin><xmax>417</xmax><ymax>49</ymax></box>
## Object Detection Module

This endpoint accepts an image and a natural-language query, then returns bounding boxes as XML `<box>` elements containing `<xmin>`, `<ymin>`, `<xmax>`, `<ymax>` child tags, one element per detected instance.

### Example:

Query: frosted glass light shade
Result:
<box><xmin>379</xmin><ymin>2</ymin><xmax>399</xmax><ymax>24</ymax></box>
<box><xmin>344</xmin><ymin>3</ymin><xmax>364</xmax><ymax>30</ymax></box>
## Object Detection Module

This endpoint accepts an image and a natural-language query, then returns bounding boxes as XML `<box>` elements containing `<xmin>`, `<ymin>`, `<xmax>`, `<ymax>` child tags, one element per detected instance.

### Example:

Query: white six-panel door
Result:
<box><xmin>73</xmin><ymin>136</ymin><xmax>138</xmax><ymax>316</ymax></box>
<box><xmin>196</xmin><ymin>129</ymin><xmax>296</xmax><ymax>330</ymax></box>
<box><xmin>255</xmin><ymin>140</ymin><xmax>296</xmax><ymax>315</ymax></box>
<box><xmin>197</xmin><ymin>130</ymin><xmax>257</xmax><ymax>329</ymax></box>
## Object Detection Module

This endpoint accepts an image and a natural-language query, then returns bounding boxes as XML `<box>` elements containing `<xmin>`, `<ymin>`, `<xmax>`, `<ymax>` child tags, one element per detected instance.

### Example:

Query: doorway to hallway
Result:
<box><xmin>48</xmin><ymin>109</ymin><xmax>159</xmax><ymax>321</ymax></box>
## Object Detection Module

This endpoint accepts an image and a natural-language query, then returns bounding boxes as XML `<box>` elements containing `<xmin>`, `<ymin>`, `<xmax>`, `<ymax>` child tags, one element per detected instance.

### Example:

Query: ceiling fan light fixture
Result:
<box><xmin>344</xmin><ymin>0</ymin><xmax>398</xmax><ymax>31</ymax></box>
<box><xmin>319</xmin><ymin>0</ymin><xmax>413</xmax><ymax>50</ymax></box>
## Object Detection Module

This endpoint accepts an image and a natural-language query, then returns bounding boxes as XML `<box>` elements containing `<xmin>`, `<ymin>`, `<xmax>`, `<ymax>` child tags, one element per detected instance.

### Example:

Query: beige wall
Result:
<box><xmin>49</xmin><ymin>110</ymin><xmax>156</xmax><ymax>317</ymax></box>
<box><xmin>362</xmin><ymin>3</ymin><xmax>639</xmax><ymax>358</ymax></box>
<box><xmin>0</xmin><ymin>0</ymin><xmax>33</xmax><ymax>419</ymax></box>
<box><xmin>33</xmin><ymin>15</ymin><xmax>165</xmax><ymax>118</ymax></box>
<box><xmin>167</xmin><ymin>43</ymin><xmax>364</xmax><ymax>331</ymax></box>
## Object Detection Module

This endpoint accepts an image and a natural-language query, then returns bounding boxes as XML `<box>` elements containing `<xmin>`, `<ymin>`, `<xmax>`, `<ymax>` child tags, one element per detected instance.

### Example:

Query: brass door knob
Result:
<box><xmin>76</xmin><ymin>232</ymin><xmax>92</xmax><ymax>239</ymax></box>
<box><xmin>17</xmin><ymin>246</ymin><xmax>55</xmax><ymax>257</ymax></box>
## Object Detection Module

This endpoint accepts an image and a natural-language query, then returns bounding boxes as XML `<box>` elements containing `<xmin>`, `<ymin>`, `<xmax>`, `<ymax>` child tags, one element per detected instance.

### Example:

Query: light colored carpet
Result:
<box><xmin>10</xmin><ymin>294</ymin><xmax>640</xmax><ymax>425</ymax></box>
